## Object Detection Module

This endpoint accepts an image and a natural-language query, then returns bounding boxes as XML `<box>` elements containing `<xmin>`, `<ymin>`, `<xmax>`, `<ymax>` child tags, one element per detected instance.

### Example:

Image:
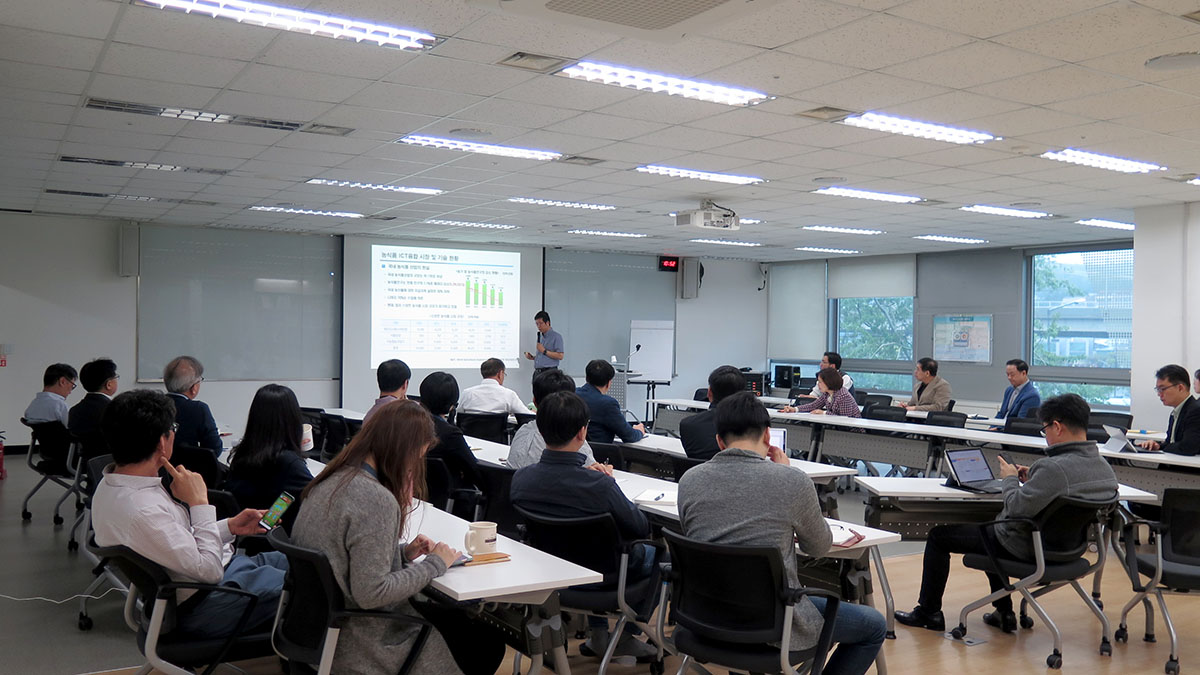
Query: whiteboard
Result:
<box><xmin>932</xmin><ymin>314</ymin><xmax>992</xmax><ymax>364</ymax></box>
<box><xmin>629</xmin><ymin>320</ymin><xmax>674</xmax><ymax>383</ymax></box>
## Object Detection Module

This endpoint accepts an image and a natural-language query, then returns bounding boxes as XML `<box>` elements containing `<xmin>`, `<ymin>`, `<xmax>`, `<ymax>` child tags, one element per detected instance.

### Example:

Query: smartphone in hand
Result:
<box><xmin>258</xmin><ymin>491</ymin><xmax>295</xmax><ymax>530</ymax></box>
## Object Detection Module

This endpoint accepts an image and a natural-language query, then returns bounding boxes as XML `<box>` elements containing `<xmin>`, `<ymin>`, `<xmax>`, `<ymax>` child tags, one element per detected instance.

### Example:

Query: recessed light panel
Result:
<box><xmin>398</xmin><ymin>135</ymin><xmax>562</xmax><ymax>161</ymax></box>
<box><xmin>840</xmin><ymin>112</ymin><xmax>996</xmax><ymax>145</ymax></box>
<box><xmin>796</xmin><ymin>246</ymin><xmax>859</xmax><ymax>254</ymax></box>
<box><xmin>509</xmin><ymin>197</ymin><xmax>617</xmax><ymax>211</ymax></box>
<box><xmin>558</xmin><ymin>61</ymin><xmax>770</xmax><ymax>107</ymax></box>
<box><xmin>960</xmin><ymin>204</ymin><xmax>1048</xmax><ymax>219</ymax></box>
<box><xmin>636</xmin><ymin>165</ymin><xmax>763</xmax><ymax>185</ymax></box>
<box><xmin>249</xmin><ymin>206</ymin><xmax>363</xmax><ymax>218</ymax></box>
<box><xmin>1076</xmin><ymin>218</ymin><xmax>1135</xmax><ymax>231</ymax></box>
<box><xmin>803</xmin><ymin>225</ymin><xmax>883</xmax><ymax>235</ymax></box>
<box><xmin>425</xmin><ymin>219</ymin><xmax>519</xmax><ymax>230</ymax></box>
<box><xmin>1040</xmin><ymin>148</ymin><xmax>1166</xmax><ymax>173</ymax></box>
<box><xmin>813</xmin><ymin>186</ymin><xmax>922</xmax><ymax>204</ymax></box>
<box><xmin>913</xmin><ymin>234</ymin><xmax>988</xmax><ymax>244</ymax></box>
<box><xmin>566</xmin><ymin>229</ymin><xmax>648</xmax><ymax>238</ymax></box>
<box><xmin>306</xmin><ymin>178</ymin><xmax>443</xmax><ymax>195</ymax></box>
<box><xmin>689</xmin><ymin>238</ymin><xmax>761</xmax><ymax>247</ymax></box>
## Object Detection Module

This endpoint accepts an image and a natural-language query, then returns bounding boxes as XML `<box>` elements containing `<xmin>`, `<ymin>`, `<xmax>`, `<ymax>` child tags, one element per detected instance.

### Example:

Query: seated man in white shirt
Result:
<box><xmin>92</xmin><ymin>390</ymin><xmax>288</xmax><ymax>638</ymax></box>
<box><xmin>458</xmin><ymin>357</ymin><xmax>530</xmax><ymax>415</ymax></box>
<box><xmin>507</xmin><ymin>368</ymin><xmax>611</xmax><ymax>475</ymax></box>
<box><xmin>23</xmin><ymin>362</ymin><xmax>77</xmax><ymax>426</ymax></box>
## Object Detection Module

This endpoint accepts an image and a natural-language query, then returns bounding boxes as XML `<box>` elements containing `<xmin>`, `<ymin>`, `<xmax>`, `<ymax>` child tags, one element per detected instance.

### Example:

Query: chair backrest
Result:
<box><xmin>670</xmin><ymin>455</ymin><xmax>706</xmax><ymax>482</ymax></box>
<box><xmin>1033</xmin><ymin>495</ymin><xmax>1116</xmax><ymax>563</ymax></box>
<box><xmin>513</xmin><ymin>413</ymin><xmax>537</xmax><ymax>432</ymax></box>
<box><xmin>320</xmin><ymin>414</ymin><xmax>348</xmax><ymax>463</ymax></box>
<box><xmin>207</xmin><ymin>488</ymin><xmax>241</xmax><ymax>519</ymax></box>
<box><xmin>924</xmin><ymin>411</ymin><xmax>968</xmax><ymax>428</ymax></box>
<box><xmin>91</xmin><ymin>536</ymin><xmax>178</xmax><ymax>633</ymax></box>
<box><xmin>172</xmin><ymin>445</ymin><xmax>224</xmax><ymax>487</ymax></box>
<box><xmin>851</xmin><ymin>389</ymin><xmax>869</xmax><ymax>406</ymax></box>
<box><xmin>796</xmin><ymin>377</ymin><xmax>817</xmax><ymax>391</ymax></box>
<box><xmin>455</xmin><ymin>412</ymin><xmax>509</xmax><ymax>445</ymax></box>
<box><xmin>1085</xmin><ymin>426</ymin><xmax>1110</xmax><ymax>443</ymax></box>
<box><xmin>621</xmin><ymin>444</ymin><xmax>675</xmax><ymax>481</ymax></box>
<box><xmin>475</xmin><ymin>462</ymin><xmax>523</xmax><ymax>538</ymax></box>
<box><xmin>424</xmin><ymin>457</ymin><xmax>453</xmax><ymax>511</ymax></box>
<box><xmin>514</xmin><ymin>507</ymin><xmax>624</xmax><ymax>579</ymax></box>
<box><xmin>345</xmin><ymin>418</ymin><xmax>362</xmax><ymax>440</ymax></box>
<box><xmin>946</xmin><ymin>399</ymin><xmax>956</xmax><ymax>412</ymax></box>
<box><xmin>662</xmin><ymin>529</ymin><xmax>787</xmax><ymax>644</ymax></box>
<box><xmin>22</xmin><ymin>418</ymin><xmax>72</xmax><ymax>463</ymax></box>
<box><xmin>864</xmin><ymin>406</ymin><xmax>907</xmax><ymax>423</ymax></box>
<box><xmin>1089</xmin><ymin>411</ymin><xmax>1133</xmax><ymax>431</ymax></box>
<box><xmin>267</xmin><ymin>527</ymin><xmax>342</xmax><ymax>666</ymax></box>
<box><xmin>692</xmin><ymin>388</ymin><xmax>709</xmax><ymax>402</ymax></box>
<box><xmin>1161</xmin><ymin>488</ymin><xmax>1200</xmax><ymax>568</ymax></box>
<box><xmin>86</xmin><ymin>454</ymin><xmax>113</xmax><ymax>495</ymax></box>
<box><xmin>862</xmin><ymin>394</ymin><xmax>892</xmax><ymax>409</ymax></box>
<box><xmin>589</xmin><ymin>442</ymin><xmax>628</xmax><ymax>471</ymax></box>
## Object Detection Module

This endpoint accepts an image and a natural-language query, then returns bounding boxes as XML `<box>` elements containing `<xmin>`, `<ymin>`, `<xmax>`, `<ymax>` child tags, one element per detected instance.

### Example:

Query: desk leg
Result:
<box><xmin>871</xmin><ymin>546</ymin><xmax>896</xmax><ymax>640</ymax></box>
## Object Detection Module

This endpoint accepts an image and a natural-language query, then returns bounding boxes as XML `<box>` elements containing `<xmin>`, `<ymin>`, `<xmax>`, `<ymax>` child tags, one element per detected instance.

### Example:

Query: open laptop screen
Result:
<box><xmin>769</xmin><ymin>427</ymin><xmax>787</xmax><ymax>450</ymax></box>
<box><xmin>946</xmin><ymin>448</ymin><xmax>995</xmax><ymax>484</ymax></box>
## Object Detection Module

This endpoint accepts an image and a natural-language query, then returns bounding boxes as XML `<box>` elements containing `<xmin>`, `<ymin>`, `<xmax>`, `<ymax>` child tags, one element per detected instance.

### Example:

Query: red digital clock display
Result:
<box><xmin>658</xmin><ymin>256</ymin><xmax>680</xmax><ymax>271</ymax></box>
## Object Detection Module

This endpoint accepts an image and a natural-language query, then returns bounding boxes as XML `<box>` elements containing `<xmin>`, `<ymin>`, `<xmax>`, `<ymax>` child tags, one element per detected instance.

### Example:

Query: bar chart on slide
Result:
<box><xmin>371</xmin><ymin>244</ymin><xmax>521</xmax><ymax>369</ymax></box>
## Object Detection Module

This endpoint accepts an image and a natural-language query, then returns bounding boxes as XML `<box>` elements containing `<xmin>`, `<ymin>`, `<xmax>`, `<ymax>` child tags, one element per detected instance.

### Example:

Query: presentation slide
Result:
<box><xmin>371</xmin><ymin>244</ymin><xmax>522</xmax><ymax>369</ymax></box>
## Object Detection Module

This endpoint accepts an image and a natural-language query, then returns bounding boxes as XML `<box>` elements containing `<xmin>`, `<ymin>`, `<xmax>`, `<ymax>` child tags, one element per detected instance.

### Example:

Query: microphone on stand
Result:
<box><xmin>626</xmin><ymin>344</ymin><xmax>641</xmax><ymax>362</ymax></box>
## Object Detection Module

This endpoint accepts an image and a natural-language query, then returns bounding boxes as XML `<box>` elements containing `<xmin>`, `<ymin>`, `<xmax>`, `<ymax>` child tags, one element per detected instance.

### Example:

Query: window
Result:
<box><xmin>1032</xmin><ymin>381</ymin><xmax>1131</xmax><ymax>408</ymax></box>
<box><xmin>1031</xmin><ymin>249</ymin><xmax>1132</xmax><ymax>369</ymax></box>
<box><xmin>835</xmin><ymin>296</ymin><xmax>914</xmax><ymax>361</ymax></box>
<box><xmin>844</xmin><ymin>371</ymin><xmax>912</xmax><ymax>393</ymax></box>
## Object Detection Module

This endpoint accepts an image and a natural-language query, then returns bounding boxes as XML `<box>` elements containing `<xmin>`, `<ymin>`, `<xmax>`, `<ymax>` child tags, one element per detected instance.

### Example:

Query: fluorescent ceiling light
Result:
<box><xmin>960</xmin><ymin>204</ymin><xmax>1049</xmax><ymax>219</ymax></box>
<box><xmin>812</xmin><ymin>186</ymin><xmax>922</xmax><ymax>204</ymax></box>
<box><xmin>738</xmin><ymin>218</ymin><xmax>762</xmax><ymax>225</ymax></box>
<box><xmin>425</xmin><ymin>219</ymin><xmax>519</xmax><ymax>230</ymax></box>
<box><xmin>796</xmin><ymin>246</ymin><xmax>859</xmax><ymax>254</ymax></box>
<box><xmin>134</xmin><ymin>0</ymin><xmax>438</xmax><ymax>51</ymax></box>
<box><xmin>913</xmin><ymin>234</ymin><xmax>988</xmax><ymax>244</ymax></box>
<box><xmin>59</xmin><ymin>155</ymin><xmax>229</xmax><ymax>174</ymax></box>
<box><xmin>689</xmin><ymin>238</ymin><xmax>761</xmax><ymax>247</ymax></box>
<box><xmin>1039</xmin><ymin>148</ymin><xmax>1166</xmax><ymax>173</ymax></box>
<box><xmin>637</xmin><ymin>165</ymin><xmax>764</xmax><ymax>185</ymax></box>
<box><xmin>397</xmin><ymin>135</ymin><xmax>561</xmax><ymax>161</ymax></box>
<box><xmin>1076</xmin><ymin>218</ymin><xmax>1135</xmax><ymax>231</ymax></box>
<box><xmin>802</xmin><ymin>225</ymin><xmax>883</xmax><ymax>235</ymax></box>
<box><xmin>158</xmin><ymin>107</ymin><xmax>235</xmax><ymax>123</ymax></box>
<box><xmin>508</xmin><ymin>197</ymin><xmax>617</xmax><ymax>211</ymax></box>
<box><xmin>566</xmin><ymin>229</ymin><xmax>648</xmax><ymax>238</ymax></box>
<box><xmin>306</xmin><ymin>178</ymin><xmax>443</xmax><ymax>195</ymax></box>
<box><xmin>558</xmin><ymin>61</ymin><xmax>770</xmax><ymax>107</ymax></box>
<box><xmin>840</xmin><ymin>112</ymin><xmax>996</xmax><ymax>144</ymax></box>
<box><xmin>249</xmin><ymin>205</ymin><xmax>364</xmax><ymax>218</ymax></box>
<box><xmin>110</xmin><ymin>194</ymin><xmax>158</xmax><ymax>201</ymax></box>
<box><xmin>1188</xmin><ymin>178</ymin><xmax>1200</xmax><ymax>186</ymax></box>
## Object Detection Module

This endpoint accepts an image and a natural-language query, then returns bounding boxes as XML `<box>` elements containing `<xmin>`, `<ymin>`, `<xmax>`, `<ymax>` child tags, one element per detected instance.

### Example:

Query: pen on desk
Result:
<box><xmin>654</xmin><ymin>493</ymin><xmax>665</xmax><ymax>501</ymax></box>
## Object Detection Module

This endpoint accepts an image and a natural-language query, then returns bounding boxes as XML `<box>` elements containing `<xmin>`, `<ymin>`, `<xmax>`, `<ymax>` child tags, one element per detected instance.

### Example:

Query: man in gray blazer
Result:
<box><xmin>678</xmin><ymin>392</ymin><xmax>886</xmax><ymax>675</ymax></box>
<box><xmin>898</xmin><ymin>357</ymin><xmax>952</xmax><ymax>412</ymax></box>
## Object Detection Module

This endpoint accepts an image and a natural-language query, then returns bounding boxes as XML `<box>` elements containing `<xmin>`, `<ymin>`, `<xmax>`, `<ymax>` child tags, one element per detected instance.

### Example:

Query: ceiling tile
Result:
<box><xmin>970</xmin><ymin>65</ymin><xmax>1132</xmax><ymax>105</ymax></box>
<box><xmin>452</xmin><ymin>13</ymin><xmax>620</xmax><ymax>57</ymax></box>
<box><xmin>257</xmin><ymin>31</ymin><xmax>418</xmax><ymax>79</ymax></box>
<box><xmin>881</xmin><ymin>41</ymin><xmax>1060</xmax><ymax>89</ymax></box>
<box><xmin>0</xmin><ymin>60</ymin><xmax>90</xmax><ymax>95</ymax></box>
<box><xmin>87</xmin><ymin>73</ymin><xmax>222</xmax><ymax>110</ymax></box>
<box><xmin>112</xmin><ymin>6</ymin><xmax>279</xmax><ymax>60</ymax></box>
<box><xmin>780</xmin><ymin>14</ymin><xmax>971</xmax><ymax>70</ymax></box>
<box><xmin>450</xmin><ymin>98</ymin><xmax>581</xmax><ymax>129</ymax></box>
<box><xmin>2</xmin><ymin>0</ymin><xmax>120</xmax><ymax>38</ymax></box>
<box><xmin>797</xmin><ymin>71</ymin><xmax>950</xmax><ymax>111</ymax></box>
<box><xmin>889</xmin><ymin>0</ymin><xmax>1113</xmax><ymax>38</ymax></box>
<box><xmin>229</xmin><ymin>64</ymin><xmax>373</xmax><ymax>104</ymax></box>
<box><xmin>545</xmin><ymin>112</ymin><xmax>669</xmax><ymax>141</ymax></box>
<box><xmin>698</xmin><ymin>0</ymin><xmax>871</xmax><ymax>49</ymax></box>
<box><xmin>993</xmin><ymin>3</ymin><xmax>1200</xmax><ymax>62</ymax></box>
<box><xmin>702</xmin><ymin>51</ymin><xmax>862</xmax><ymax>98</ymax></box>
<box><xmin>884</xmin><ymin>91</ymin><xmax>1026</xmax><ymax>125</ymax></box>
<box><xmin>1047</xmin><ymin>84</ymin><xmax>1200</xmax><ymax>120</ymax></box>
<box><xmin>344</xmin><ymin>82</ymin><xmax>485</xmax><ymax>117</ymax></box>
<box><xmin>384</xmin><ymin>55</ymin><xmax>537</xmax><ymax>96</ymax></box>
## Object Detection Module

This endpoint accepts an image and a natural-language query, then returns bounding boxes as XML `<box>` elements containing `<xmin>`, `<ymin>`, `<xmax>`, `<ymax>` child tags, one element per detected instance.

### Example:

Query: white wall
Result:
<box><xmin>1131</xmin><ymin>203</ymin><xmax>1200</xmax><ymax>427</ymax></box>
<box><xmin>0</xmin><ymin>213</ymin><xmax>338</xmax><ymax>445</ymax></box>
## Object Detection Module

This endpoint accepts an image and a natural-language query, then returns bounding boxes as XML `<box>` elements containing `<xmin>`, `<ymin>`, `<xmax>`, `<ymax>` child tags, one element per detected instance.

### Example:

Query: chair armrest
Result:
<box><xmin>781</xmin><ymin>585</ymin><xmax>841</xmax><ymax>607</ymax></box>
<box><xmin>1121</xmin><ymin>519</ymin><xmax>1167</xmax><ymax>593</ymax></box>
<box><xmin>783</xmin><ymin>587</ymin><xmax>840</xmax><ymax>675</ymax></box>
<box><xmin>975</xmin><ymin>517</ymin><xmax>1040</xmax><ymax>592</ymax></box>
<box><xmin>154</xmin><ymin>581</ymin><xmax>262</xmax><ymax>671</ymax></box>
<box><xmin>623</xmin><ymin>538</ymin><xmax>668</xmax><ymax>554</ymax></box>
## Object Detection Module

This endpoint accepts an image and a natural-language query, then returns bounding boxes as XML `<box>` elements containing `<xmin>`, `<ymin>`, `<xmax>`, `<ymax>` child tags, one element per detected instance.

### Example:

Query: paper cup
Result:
<box><xmin>301</xmin><ymin>423</ymin><xmax>314</xmax><ymax>453</ymax></box>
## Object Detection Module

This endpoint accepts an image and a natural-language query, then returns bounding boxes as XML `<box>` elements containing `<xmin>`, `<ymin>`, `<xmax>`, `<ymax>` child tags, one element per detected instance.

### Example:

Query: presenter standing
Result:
<box><xmin>524</xmin><ymin>310</ymin><xmax>564</xmax><ymax>382</ymax></box>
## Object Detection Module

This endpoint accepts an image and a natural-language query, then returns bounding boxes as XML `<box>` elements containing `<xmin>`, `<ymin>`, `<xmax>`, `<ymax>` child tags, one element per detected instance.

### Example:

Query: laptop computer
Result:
<box><xmin>1102</xmin><ymin>425</ymin><xmax>1157</xmax><ymax>453</ymax></box>
<box><xmin>944</xmin><ymin>448</ymin><xmax>1004</xmax><ymax>494</ymax></box>
<box><xmin>769</xmin><ymin>427</ymin><xmax>787</xmax><ymax>450</ymax></box>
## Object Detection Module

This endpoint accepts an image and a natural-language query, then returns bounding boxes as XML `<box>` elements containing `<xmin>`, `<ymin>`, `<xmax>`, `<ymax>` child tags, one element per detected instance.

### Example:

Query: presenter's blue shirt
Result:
<box><xmin>535</xmin><ymin>329</ymin><xmax>563</xmax><ymax>368</ymax></box>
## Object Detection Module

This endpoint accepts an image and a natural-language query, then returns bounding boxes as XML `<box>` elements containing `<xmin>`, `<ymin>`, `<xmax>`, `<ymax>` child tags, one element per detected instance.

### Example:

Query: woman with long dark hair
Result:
<box><xmin>292</xmin><ymin>400</ymin><xmax>505</xmax><ymax>674</ymax></box>
<box><xmin>224</xmin><ymin>384</ymin><xmax>313</xmax><ymax>518</ymax></box>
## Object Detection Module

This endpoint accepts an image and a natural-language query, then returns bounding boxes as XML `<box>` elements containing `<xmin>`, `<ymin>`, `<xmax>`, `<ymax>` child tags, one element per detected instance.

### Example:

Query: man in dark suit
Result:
<box><xmin>680</xmin><ymin>365</ymin><xmax>746</xmax><ymax>460</ymax></box>
<box><xmin>1138</xmin><ymin>364</ymin><xmax>1200</xmax><ymax>456</ymax></box>
<box><xmin>577</xmin><ymin>359</ymin><xmax>645</xmax><ymax>444</ymax></box>
<box><xmin>163</xmin><ymin>355</ymin><xmax>222</xmax><ymax>454</ymax></box>
<box><xmin>69</xmin><ymin>358</ymin><xmax>119</xmax><ymax>459</ymax></box>
<box><xmin>995</xmin><ymin>358</ymin><xmax>1041</xmax><ymax>420</ymax></box>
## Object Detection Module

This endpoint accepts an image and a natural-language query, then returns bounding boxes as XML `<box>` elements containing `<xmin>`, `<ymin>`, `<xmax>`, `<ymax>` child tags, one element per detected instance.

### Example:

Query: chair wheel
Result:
<box><xmin>1100</xmin><ymin>639</ymin><xmax>1112</xmax><ymax>656</ymax></box>
<box><xmin>1095</xmin><ymin>598</ymin><xmax>1104</xmax><ymax>610</ymax></box>
<box><xmin>53</xmin><ymin>515</ymin><xmax>64</xmax><ymax>525</ymax></box>
<box><xmin>1115</xmin><ymin>627</ymin><xmax>1128</xmax><ymax>643</ymax></box>
<box><xmin>67</xmin><ymin>540</ymin><xmax>79</xmax><ymax>552</ymax></box>
<box><xmin>78</xmin><ymin>614</ymin><xmax>93</xmax><ymax>631</ymax></box>
<box><xmin>22</xmin><ymin>510</ymin><xmax>32</xmax><ymax>521</ymax></box>
<box><xmin>1047</xmin><ymin>652</ymin><xmax>1062</xmax><ymax>669</ymax></box>
<box><xmin>1020</xmin><ymin>614</ymin><xmax>1035</xmax><ymax>629</ymax></box>
<box><xmin>1166</xmin><ymin>659</ymin><xmax>1179</xmax><ymax>675</ymax></box>
<box><xmin>650</xmin><ymin>659</ymin><xmax>665</xmax><ymax>675</ymax></box>
<box><xmin>951</xmin><ymin>625</ymin><xmax>966</xmax><ymax>640</ymax></box>
<box><xmin>1146</xmin><ymin>633</ymin><xmax>1157</xmax><ymax>643</ymax></box>
<box><xmin>75</xmin><ymin>501</ymin><xmax>84</xmax><ymax>512</ymax></box>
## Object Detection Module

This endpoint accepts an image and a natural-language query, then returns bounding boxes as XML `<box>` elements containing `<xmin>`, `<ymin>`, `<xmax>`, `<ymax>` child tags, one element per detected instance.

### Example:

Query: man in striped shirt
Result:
<box><xmin>783</xmin><ymin>368</ymin><xmax>861</xmax><ymax>417</ymax></box>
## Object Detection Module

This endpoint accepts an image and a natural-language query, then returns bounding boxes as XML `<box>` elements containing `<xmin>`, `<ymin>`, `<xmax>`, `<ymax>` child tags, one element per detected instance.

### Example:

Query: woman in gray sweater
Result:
<box><xmin>292</xmin><ymin>400</ymin><xmax>504</xmax><ymax>675</ymax></box>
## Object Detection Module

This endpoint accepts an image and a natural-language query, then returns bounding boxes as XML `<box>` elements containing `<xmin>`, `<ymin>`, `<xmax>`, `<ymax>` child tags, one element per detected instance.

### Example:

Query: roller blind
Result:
<box><xmin>767</xmin><ymin>261</ymin><xmax>827</xmax><ymax>359</ymax></box>
<box><xmin>827</xmin><ymin>254</ymin><xmax>915</xmax><ymax>299</ymax></box>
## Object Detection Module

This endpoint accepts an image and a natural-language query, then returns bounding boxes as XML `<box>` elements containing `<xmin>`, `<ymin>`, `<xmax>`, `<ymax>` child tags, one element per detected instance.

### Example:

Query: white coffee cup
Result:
<box><xmin>464</xmin><ymin>521</ymin><xmax>498</xmax><ymax>555</ymax></box>
<box><xmin>300</xmin><ymin>424</ymin><xmax>314</xmax><ymax>453</ymax></box>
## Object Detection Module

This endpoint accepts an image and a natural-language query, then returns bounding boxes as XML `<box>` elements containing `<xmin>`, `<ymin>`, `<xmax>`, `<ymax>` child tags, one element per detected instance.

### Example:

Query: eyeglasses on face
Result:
<box><xmin>1154</xmin><ymin>384</ymin><xmax>1181</xmax><ymax>394</ymax></box>
<box><xmin>1039</xmin><ymin>422</ymin><xmax>1053</xmax><ymax>437</ymax></box>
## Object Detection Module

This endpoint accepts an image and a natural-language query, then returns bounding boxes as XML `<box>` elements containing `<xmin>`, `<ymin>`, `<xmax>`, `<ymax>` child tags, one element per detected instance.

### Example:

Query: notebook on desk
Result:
<box><xmin>944</xmin><ymin>448</ymin><xmax>1004</xmax><ymax>494</ymax></box>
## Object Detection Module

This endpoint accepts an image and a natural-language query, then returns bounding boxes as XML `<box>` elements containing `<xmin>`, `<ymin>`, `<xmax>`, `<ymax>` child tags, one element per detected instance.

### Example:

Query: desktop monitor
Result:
<box><xmin>773</xmin><ymin>364</ymin><xmax>793</xmax><ymax>390</ymax></box>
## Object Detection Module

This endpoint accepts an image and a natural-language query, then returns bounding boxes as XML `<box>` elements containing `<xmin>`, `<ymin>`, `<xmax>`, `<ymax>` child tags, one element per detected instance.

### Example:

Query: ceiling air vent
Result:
<box><xmin>558</xmin><ymin>155</ymin><xmax>604</xmax><ymax>166</ymax></box>
<box><xmin>0</xmin><ymin>207</ymin><xmax>34</xmax><ymax>214</ymax></box>
<box><xmin>85</xmin><ymin>97</ymin><xmax>306</xmax><ymax>131</ymax></box>
<box><xmin>497</xmin><ymin>51</ymin><xmax>573</xmax><ymax>73</ymax></box>
<box><xmin>45</xmin><ymin>188</ymin><xmax>119</xmax><ymax>199</ymax></box>
<box><xmin>59</xmin><ymin>155</ymin><xmax>230</xmax><ymax>175</ymax></box>
<box><xmin>796</xmin><ymin>106</ymin><xmax>857</xmax><ymax>122</ymax></box>
<box><xmin>1183</xmin><ymin>10</ymin><xmax>1200</xmax><ymax>24</ymax></box>
<box><xmin>465</xmin><ymin>0</ymin><xmax>786</xmax><ymax>42</ymax></box>
<box><xmin>300</xmin><ymin>123</ymin><xmax>355</xmax><ymax>137</ymax></box>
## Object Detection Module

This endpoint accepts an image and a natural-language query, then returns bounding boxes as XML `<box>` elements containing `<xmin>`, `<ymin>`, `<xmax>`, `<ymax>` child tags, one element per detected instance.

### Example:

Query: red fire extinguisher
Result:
<box><xmin>0</xmin><ymin>431</ymin><xmax>7</xmax><ymax>480</ymax></box>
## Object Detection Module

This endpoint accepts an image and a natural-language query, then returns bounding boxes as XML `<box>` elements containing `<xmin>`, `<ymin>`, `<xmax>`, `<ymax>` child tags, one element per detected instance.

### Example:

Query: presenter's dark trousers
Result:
<box><xmin>533</xmin><ymin>366</ymin><xmax>555</xmax><ymax>383</ymax></box>
<box><xmin>918</xmin><ymin>524</ymin><xmax>1012</xmax><ymax>613</ymax></box>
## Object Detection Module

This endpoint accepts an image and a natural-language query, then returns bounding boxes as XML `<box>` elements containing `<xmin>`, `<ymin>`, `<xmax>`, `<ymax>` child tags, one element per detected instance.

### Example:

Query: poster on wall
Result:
<box><xmin>932</xmin><ymin>314</ymin><xmax>993</xmax><ymax>364</ymax></box>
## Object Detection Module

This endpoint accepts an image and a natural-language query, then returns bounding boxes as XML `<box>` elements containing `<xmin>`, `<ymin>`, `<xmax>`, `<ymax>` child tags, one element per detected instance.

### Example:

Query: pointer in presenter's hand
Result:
<box><xmin>524</xmin><ymin>351</ymin><xmax>534</xmax><ymax>360</ymax></box>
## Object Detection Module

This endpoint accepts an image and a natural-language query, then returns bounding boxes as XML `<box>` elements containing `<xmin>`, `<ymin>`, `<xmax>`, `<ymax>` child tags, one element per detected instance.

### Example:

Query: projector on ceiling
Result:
<box><xmin>675</xmin><ymin>200</ymin><xmax>739</xmax><ymax>230</ymax></box>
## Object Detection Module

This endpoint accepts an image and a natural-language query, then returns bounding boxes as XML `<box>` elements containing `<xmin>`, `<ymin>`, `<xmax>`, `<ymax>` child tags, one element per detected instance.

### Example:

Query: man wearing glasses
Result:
<box><xmin>1137</xmin><ymin>364</ymin><xmax>1200</xmax><ymax>456</ymax></box>
<box><xmin>895</xmin><ymin>394</ymin><xmax>1117</xmax><ymax>635</ymax></box>
<box><xmin>163</xmin><ymin>355</ymin><xmax>222</xmax><ymax>454</ymax></box>
<box><xmin>23</xmin><ymin>363</ymin><xmax>78</xmax><ymax>426</ymax></box>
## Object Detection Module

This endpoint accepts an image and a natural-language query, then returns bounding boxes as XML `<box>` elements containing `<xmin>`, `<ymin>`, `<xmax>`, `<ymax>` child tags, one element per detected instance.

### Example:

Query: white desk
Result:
<box><xmin>1097</xmin><ymin>447</ymin><xmax>1200</xmax><ymax>495</ymax></box>
<box><xmin>855</xmin><ymin>476</ymin><xmax>1156</xmax><ymax>504</ymax></box>
<box><xmin>620</xmin><ymin>434</ymin><xmax>857</xmax><ymax>484</ymax></box>
<box><xmin>324</xmin><ymin>407</ymin><xmax>365</xmax><ymax>421</ymax></box>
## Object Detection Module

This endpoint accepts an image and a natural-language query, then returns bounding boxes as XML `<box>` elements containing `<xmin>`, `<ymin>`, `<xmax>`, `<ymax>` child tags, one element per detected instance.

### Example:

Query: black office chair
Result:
<box><xmin>661</xmin><ymin>529</ymin><xmax>840</xmax><ymax>675</ymax></box>
<box><xmin>946</xmin><ymin>399</ymin><xmax>957</xmax><ymax>412</ymax></box>
<box><xmin>951</xmin><ymin>495</ymin><xmax>1118</xmax><ymax>669</ymax></box>
<box><xmin>621</xmin><ymin>445</ymin><xmax>675</xmax><ymax>481</ymax></box>
<box><xmin>1116</xmin><ymin>488</ymin><xmax>1200</xmax><ymax>675</ymax></box>
<box><xmin>1086</xmin><ymin>426</ymin><xmax>1111</xmax><ymax>443</ymax></box>
<box><xmin>93</xmin><ymin>537</ymin><xmax>275</xmax><ymax>675</ymax></box>
<box><xmin>796</xmin><ymin>377</ymin><xmax>817</xmax><ymax>392</ymax></box>
<box><xmin>171</xmin><ymin>445</ymin><xmax>225</xmax><ymax>488</ymax></box>
<box><xmin>474</xmin><ymin>462</ymin><xmax>523</xmax><ymax>539</ymax></box>
<box><xmin>267</xmin><ymin>528</ymin><xmax>433</xmax><ymax>675</ymax></box>
<box><xmin>345</xmin><ymin>418</ymin><xmax>362</xmax><ymax>440</ymax></box>
<box><xmin>692</xmin><ymin>388</ymin><xmax>709</xmax><ymax>402</ymax></box>
<box><xmin>320</xmin><ymin>413</ymin><xmax>348</xmax><ymax>463</ymax></box>
<box><xmin>455</xmin><ymin>411</ymin><xmax>509</xmax><ymax>444</ymax></box>
<box><xmin>514</xmin><ymin>507</ymin><xmax>666</xmax><ymax>675</ymax></box>
<box><xmin>669</xmin><ymin>455</ymin><xmax>705</xmax><ymax>482</ymax></box>
<box><xmin>423</xmin><ymin>457</ymin><xmax>479</xmax><ymax>515</ymax></box>
<box><xmin>19</xmin><ymin>418</ymin><xmax>79</xmax><ymax>523</ymax></box>
<box><xmin>864</xmin><ymin>406</ymin><xmax>907</xmax><ymax>423</ymax></box>
<box><xmin>590</xmin><ymin>442</ymin><xmax>628</xmax><ymax>472</ymax></box>
<box><xmin>299</xmin><ymin>408</ymin><xmax>327</xmax><ymax>459</ymax></box>
<box><xmin>1004</xmin><ymin>417</ymin><xmax>1044</xmax><ymax>437</ymax></box>
<box><xmin>513</xmin><ymin>412</ymin><xmax>537</xmax><ymax>432</ymax></box>
<box><xmin>862</xmin><ymin>394</ymin><xmax>892</xmax><ymax>410</ymax></box>
<box><xmin>851</xmin><ymin>389</ymin><xmax>869</xmax><ymax>406</ymax></box>
<box><xmin>1090</xmin><ymin>412</ymin><xmax>1134</xmax><ymax>431</ymax></box>
<box><xmin>76</xmin><ymin>454</ymin><xmax>132</xmax><ymax>631</ymax></box>
<box><xmin>924</xmin><ymin>411</ymin><xmax>968</xmax><ymax>428</ymax></box>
